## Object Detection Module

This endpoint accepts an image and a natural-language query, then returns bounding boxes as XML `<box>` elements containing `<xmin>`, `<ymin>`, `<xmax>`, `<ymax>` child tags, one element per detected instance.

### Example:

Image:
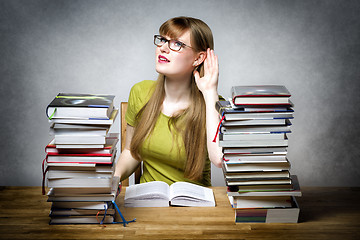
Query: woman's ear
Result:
<box><xmin>193</xmin><ymin>51</ymin><xmax>206</xmax><ymax>67</ymax></box>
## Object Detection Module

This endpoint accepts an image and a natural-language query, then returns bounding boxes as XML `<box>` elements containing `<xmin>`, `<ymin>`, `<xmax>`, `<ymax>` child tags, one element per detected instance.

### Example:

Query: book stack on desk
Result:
<box><xmin>217</xmin><ymin>85</ymin><xmax>301</xmax><ymax>223</ymax></box>
<box><xmin>43</xmin><ymin>93</ymin><xmax>119</xmax><ymax>224</ymax></box>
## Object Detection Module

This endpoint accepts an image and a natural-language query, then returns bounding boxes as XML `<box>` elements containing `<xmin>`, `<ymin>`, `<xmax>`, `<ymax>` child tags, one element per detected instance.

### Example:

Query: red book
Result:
<box><xmin>46</xmin><ymin>152</ymin><xmax>116</xmax><ymax>164</ymax></box>
<box><xmin>45</xmin><ymin>135</ymin><xmax>118</xmax><ymax>154</ymax></box>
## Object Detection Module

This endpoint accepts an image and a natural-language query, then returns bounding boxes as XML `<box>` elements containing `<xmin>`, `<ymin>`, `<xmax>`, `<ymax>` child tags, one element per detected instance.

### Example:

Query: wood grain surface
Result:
<box><xmin>0</xmin><ymin>186</ymin><xmax>359</xmax><ymax>239</ymax></box>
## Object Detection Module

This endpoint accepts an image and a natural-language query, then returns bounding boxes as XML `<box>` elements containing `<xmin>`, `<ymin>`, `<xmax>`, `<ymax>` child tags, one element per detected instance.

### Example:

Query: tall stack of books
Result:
<box><xmin>43</xmin><ymin>93</ymin><xmax>120</xmax><ymax>225</ymax></box>
<box><xmin>217</xmin><ymin>85</ymin><xmax>302</xmax><ymax>223</ymax></box>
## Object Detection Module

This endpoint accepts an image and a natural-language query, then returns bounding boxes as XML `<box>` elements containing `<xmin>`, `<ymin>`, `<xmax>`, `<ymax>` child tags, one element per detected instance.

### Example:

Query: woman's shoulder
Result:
<box><xmin>129</xmin><ymin>80</ymin><xmax>156</xmax><ymax>103</ymax></box>
<box><xmin>128</xmin><ymin>80</ymin><xmax>155</xmax><ymax>109</ymax></box>
<box><xmin>131</xmin><ymin>80</ymin><xmax>156</xmax><ymax>92</ymax></box>
<box><xmin>126</xmin><ymin>80</ymin><xmax>156</xmax><ymax>126</ymax></box>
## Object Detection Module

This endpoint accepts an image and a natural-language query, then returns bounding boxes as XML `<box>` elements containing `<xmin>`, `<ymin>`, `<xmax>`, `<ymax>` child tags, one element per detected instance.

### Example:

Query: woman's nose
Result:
<box><xmin>159</xmin><ymin>41</ymin><xmax>170</xmax><ymax>53</ymax></box>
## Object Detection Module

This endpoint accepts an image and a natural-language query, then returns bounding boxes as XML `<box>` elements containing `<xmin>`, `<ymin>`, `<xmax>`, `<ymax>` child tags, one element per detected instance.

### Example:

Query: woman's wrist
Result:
<box><xmin>202</xmin><ymin>89</ymin><xmax>219</xmax><ymax>104</ymax></box>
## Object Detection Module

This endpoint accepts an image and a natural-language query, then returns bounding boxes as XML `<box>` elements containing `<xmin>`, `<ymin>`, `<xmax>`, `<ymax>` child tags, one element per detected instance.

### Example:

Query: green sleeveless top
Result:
<box><xmin>125</xmin><ymin>80</ymin><xmax>211</xmax><ymax>186</ymax></box>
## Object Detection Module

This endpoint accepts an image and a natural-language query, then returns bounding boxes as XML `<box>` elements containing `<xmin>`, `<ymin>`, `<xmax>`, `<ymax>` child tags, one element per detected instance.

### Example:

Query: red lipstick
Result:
<box><xmin>158</xmin><ymin>55</ymin><xmax>170</xmax><ymax>63</ymax></box>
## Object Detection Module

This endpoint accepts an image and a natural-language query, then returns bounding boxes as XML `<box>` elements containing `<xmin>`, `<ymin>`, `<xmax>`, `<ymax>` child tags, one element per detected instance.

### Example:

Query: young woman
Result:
<box><xmin>114</xmin><ymin>16</ymin><xmax>222</xmax><ymax>186</ymax></box>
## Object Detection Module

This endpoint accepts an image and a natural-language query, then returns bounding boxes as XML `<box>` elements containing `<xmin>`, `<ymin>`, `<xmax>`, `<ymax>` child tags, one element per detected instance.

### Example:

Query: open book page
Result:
<box><xmin>169</xmin><ymin>182</ymin><xmax>215</xmax><ymax>207</ymax></box>
<box><xmin>125</xmin><ymin>181</ymin><xmax>169</xmax><ymax>200</ymax></box>
<box><xmin>124</xmin><ymin>181</ymin><xmax>170</xmax><ymax>207</ymax></box>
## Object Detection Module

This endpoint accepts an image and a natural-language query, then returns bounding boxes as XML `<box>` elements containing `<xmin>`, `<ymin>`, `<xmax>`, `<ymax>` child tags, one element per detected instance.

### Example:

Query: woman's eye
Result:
<box><xmin>160</xmin><ymin>37</ymin><xmax>167</xmax><ymax>43</ymax></box>
<box><xmin>174</xmin><ymin>41</ymin><xmax>183</xmax><ymax>47</ymax></box>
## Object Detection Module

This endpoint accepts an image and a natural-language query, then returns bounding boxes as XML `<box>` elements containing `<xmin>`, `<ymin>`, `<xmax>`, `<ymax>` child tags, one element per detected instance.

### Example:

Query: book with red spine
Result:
<box><xmin>231</xmin><ymin>85</ymin><xmax>292</xmax><ymax>106</ymax></box>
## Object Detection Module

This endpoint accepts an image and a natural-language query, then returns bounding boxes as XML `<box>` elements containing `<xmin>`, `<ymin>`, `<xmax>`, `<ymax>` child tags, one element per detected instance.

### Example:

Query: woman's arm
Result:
<box><xmin>114</xmin><ymin>124</ymin><xmax>141</xmax><ymax>181</ymax></box>
<box><xmin>194</xmin><ymin>49</ymin><xmax>223</xmax><ymax>168</ymax></box>
<box><xmin>203</xmin><ymin>90</ymin><xmax>223</xmax><ymax>168</ymax></box>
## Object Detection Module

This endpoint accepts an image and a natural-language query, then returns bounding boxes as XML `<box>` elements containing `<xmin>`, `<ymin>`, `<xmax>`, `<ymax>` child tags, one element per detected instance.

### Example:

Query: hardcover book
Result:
<box><xmin>46</xmin><ymin>152</ymin><xmax>116</xmax><ymax>164</ymax></box>
<box><xmin>233</xmin><ymin>197</ymin><xmax>300</xmax><ymax>223</ymax></box>
<box><xmin>231</xmin><ymin>85</ymin><xmax>291</xmax><ymax>106</ymax></box>
<box><xmin>219</xmin><ymin>138</ymin><xmax>289</xmax><ymax>148</ymax></box>
<box><xmin>45</xmin><ymin>136</ymin><xmax>118</xmax><ymax>154</ymax></box>
<box><xmin>226</xmin><ymin>175</ymin><xmax>301</xmax><ymax>197</ymax></box>
<box><xmin>223</xmin><ymin>160</ymin><xmax>291</xmax><ymax>172</ymax></box>
<box><xmin>228</xmin><ymin>195</ymin><xmax>293</xmax><ymax>209</ymax></box>
<box><xmin>47</xmin><ymin>93</ymin><xmax>115</xmax><ymax>119</ymax></box>
<box><xmin>49</xmin><ymin>109</ymin><xmax>118</xmax><ymax>125</ymax></box>
<box><xmin>216</xmin><ymin>101</ymin><xmax>294</xmax><ymax>121</ymax></box>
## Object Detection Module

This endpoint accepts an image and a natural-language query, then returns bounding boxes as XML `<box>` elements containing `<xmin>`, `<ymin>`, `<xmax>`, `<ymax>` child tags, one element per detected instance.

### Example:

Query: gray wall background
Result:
<box><xmin>1</xmin><ymin>0</ymin><xmax>360</xmax><ymax>187</ymax></box>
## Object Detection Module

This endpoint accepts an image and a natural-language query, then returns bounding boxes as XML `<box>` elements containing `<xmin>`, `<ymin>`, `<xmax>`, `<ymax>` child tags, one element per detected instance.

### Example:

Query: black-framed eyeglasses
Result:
<box><xmin>154</xmin><ymin>35</ymin><xmax>193</xmax><ymax>52</ymax></box>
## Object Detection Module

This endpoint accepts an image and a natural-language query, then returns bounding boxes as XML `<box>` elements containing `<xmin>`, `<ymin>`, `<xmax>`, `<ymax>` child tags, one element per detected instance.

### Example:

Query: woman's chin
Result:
<box><xmin>155</xmin><ymin>66</ymin><xmax>169</xmax><ymax>75</ymax></box>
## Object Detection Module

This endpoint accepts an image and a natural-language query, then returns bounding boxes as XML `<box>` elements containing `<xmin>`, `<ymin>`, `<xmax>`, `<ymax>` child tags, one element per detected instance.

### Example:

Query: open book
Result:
<box><xmin>124</xmin><ymin>181</ymin><xmax>215</xmax><ymax>207</ymax></box>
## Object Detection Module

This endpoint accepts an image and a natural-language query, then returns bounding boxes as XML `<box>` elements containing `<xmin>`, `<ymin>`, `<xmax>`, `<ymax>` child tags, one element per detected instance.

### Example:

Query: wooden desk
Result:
<box><xmin>0</xmin><ymin>186</ymin><xmax>359</xmax><ymax>239</ymax></box>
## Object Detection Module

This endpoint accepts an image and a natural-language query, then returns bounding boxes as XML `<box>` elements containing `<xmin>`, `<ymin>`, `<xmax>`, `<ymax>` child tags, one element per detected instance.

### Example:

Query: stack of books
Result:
<box><xmin>43</xmin><ymin>93</ymin><xmax>120</xmax><ymax>225</ymax></box>
<box><xmin>217</xmin><ymin>85</ymin><xmax>302</xmax><ymax>223</ymax></box>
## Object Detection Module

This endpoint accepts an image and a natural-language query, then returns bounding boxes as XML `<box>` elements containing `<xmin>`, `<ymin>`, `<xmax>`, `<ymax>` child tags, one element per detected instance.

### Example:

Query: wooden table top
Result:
<box><xmin>0</xmin><ymin>186</ymin><xmax>359</xmax><ymax>239</ymax></box>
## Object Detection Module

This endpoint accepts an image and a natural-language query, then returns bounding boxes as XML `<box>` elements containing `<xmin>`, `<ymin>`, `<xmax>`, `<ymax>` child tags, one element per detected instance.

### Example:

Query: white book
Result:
<box><xmin>47</xmin><ymin>170</ymin><xmax>113</xmax><ymax>179</ymax></box>
<box><xmin>50</xmin><ymin>129</ymin><xmax>108</xmax><ymax>136</ymax></box>
<box><xmin>223</xmin><ymin>147</ymin><xmax>287</xmax><ymax>155</ymax></box>
<box><xmin>219</xmin><ymin>133</ymin><xmax>286</xmax><ymax>141</ymax></box>
<box><xmin>225</xmin><ymin>171</ymin><xmax>290</xmax><ymax>180</ymax></box>
<box><xmin>54</xmin><ymin>135</ymin><xmax>106</xmax><ymax>145</ymax></box>
<box><xmin>124</xmin><ymin>181</ymin><xmax>215</xmax><ymax>207</ymax></box>
<box><xmin>51</xmin><ymin>201</ymin><xmax>110</xmax><ymax>210</ymax></box>
<box><xmin>222</xmin><ymin>118</ymin><xmax>287</xmax><ymax>126</ymax></box>
<box><xmin>47</xmin><ymin>177</ymin><xmax>118</xmax><ymax>202</ymax></box>
<box><xmin>49</xmin><ymin>109</ymin><xmax>118</xmax><ymax>125</ymax></box>
<box><xmin>233</xmin><ymin>97</ymin><xmax>290</xmax><ymax>105</ymax></box>
<box><xmin>52</xmin><ymin>133</ymin><xmax>119</xmax><ymax>149</ymax></box>
<box><xmin>51</xmin><ymin>133</ymin><xmax>119</xmax><ymax>149</ymax></box>
<box><xmin>47</xmin><ymin>106</ymin><xmax>112</xmax><ymax>119</ymax></box>
<box><xmin>221</xmin><ymin>125</ymin><xmax>291</xmax><ymax>134</ymax></box>
<box><xmin>47</xmin><ymin>177</ymin><xmax>113</xmax><ymax>188</ymax></box>
<box><xmin>229</xmin><ymin>196</ymin><xmax>293</xmax><ymax>209</ymax></box>
<box><xmin>48</xmin><ymin>193</ymin><xmax>116</xmax><ymax>202</ymax></box>
<box><xmin>219</xmin><ymin>138</ymin><xmax>288</xmax><ymax>148</ymax></box>
<box><xmin>47</xmin><ymin>154</ymin><xmax>115</xmax><ymax>164</ymax></box>
<box><xmin>224</xmin><ymin>112</ymin><xmax>293</xmax><ymax>121</ymax></box>
<box><xmin>46</xmin><ymin>162</ymin><xmax>97</xmax><ymax>167</ymax></box>
<box><xmin>224</xmin><ymin>155</ymin><xmax>287</xmax><ymax>163</ymax></box>
<box><xmin>224</xmin><ymin>160</ymin><xmax>291</xmax><ymax>172</ymax></box>
<box><xmin>49</xmin><ymin>187</ymin><xmax>112</xmax><ymax>195</ymax></box>
<box><xmin>47</xmin><ymin>102</ymin><xmax>113</xmax><ymax>120</ymax></box>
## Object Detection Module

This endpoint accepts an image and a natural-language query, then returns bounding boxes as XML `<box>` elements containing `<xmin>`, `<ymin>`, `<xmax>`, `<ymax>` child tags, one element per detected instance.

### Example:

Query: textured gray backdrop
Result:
<box><xmin>1</xmin><ymin>0</ymin><xmax>359</xmax><ymax>187</ymax></box>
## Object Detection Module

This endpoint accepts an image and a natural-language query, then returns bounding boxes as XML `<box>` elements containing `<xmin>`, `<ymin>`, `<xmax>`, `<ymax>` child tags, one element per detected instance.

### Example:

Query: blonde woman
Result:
<box><xmin>115</xmin><ymin>16</ymin><xmax>222</xmax><ymax>187</ymax></box>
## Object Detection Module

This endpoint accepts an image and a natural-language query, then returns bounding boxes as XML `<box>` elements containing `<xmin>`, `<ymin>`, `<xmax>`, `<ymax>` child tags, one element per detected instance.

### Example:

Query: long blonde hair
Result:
<box><xmin>130</xmin><ymin>16</ymin><xmax>214</xmax><ymax>181</ymax></box>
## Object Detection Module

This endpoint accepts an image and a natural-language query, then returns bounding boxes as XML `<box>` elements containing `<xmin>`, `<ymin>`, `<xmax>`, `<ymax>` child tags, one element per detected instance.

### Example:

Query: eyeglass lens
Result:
<box><xmin>154</xmin><ymin>35</ymin><xmax>182</xmax><ymax>51</ymax></box>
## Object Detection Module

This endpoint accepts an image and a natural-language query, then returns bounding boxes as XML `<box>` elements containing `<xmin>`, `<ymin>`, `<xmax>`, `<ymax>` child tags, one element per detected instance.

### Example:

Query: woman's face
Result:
<box><xmin>155</xmin><ymin>30</ymin><xmax>199</xmax><ymax>80</ymax></box>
